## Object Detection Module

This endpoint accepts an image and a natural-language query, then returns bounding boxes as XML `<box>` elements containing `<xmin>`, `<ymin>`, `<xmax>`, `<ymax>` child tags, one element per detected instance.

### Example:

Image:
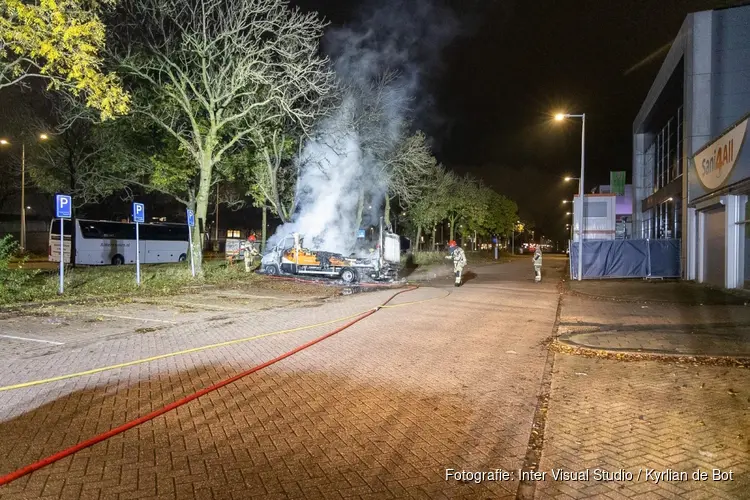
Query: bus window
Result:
<box><xmin>79</xmin><ymin>223</ymin><xmax>104</xmax><ymax>239</ymax></box>
<box><xmin>100</xmin><ymin>222</ymin><xmax>135</xmax><ymax>239</ymax></box>
<box><xmin>50</xmin><ymin>219</ymin><xmax>74</xmax><ymax>235</ymax></box>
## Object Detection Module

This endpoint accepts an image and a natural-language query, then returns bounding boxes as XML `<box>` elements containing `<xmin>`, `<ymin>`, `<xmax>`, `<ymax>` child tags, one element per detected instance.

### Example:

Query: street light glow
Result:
<box><xmin>40</xmin><ymin>133</ymin><xmax>49</xmax><ymax>140</ymax></box>
<box><xmin>554</xmin><ymin>113</ymin><xmax>566</xmax><ymax>121</ymax></box>
<box><xmin>0</xmin><ymin>139</ymin><xmax>8</xmax><ymax>145</ymax></box>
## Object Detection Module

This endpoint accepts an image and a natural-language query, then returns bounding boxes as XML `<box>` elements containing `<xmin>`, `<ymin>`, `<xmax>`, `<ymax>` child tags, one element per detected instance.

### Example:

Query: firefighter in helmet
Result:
<box><xmin>445</xmin><ymin>240</ymin><xmax>467</xmax><ymax>287</ymax></box>
<box><xmin>532</xmin><ymin>246</ymin><xmax>543</xmax><ymax>282</ymax></box>
<box><xmin>242</xmin><ymin>233</ymin><xmax>260</xmax><ymax>272</ymax></box>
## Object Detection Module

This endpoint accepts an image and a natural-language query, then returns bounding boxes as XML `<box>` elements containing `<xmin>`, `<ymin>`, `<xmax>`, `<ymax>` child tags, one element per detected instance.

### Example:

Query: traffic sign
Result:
<box><xmin>187</xmin><ymin>209</ymin><xmax>195</xmax><ymax>227</ymax></box>
<box><xmin>55</xmin><ymin>194</ymin><xmax>72</xmax><ymax>218</ymax></box>
<box><xmin>133</xmin><ymin>202</ymin><xmax>145</xmax><ymax>223</ymax></box>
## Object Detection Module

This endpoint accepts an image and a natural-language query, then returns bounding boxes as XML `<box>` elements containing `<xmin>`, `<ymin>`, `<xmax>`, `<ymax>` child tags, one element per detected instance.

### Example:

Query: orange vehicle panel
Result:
<box><xmin>283</xmin><ymin>249</ymin><xmax>320</xmax><ymax>266</ymax></box>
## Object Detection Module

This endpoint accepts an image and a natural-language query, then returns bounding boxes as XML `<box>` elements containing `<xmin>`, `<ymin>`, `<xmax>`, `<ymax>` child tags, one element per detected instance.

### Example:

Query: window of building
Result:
<box><xmin>641</xmin><ymin>208</ymin><xmax>654</xmax><ymax>239</ymax></box>
<box><xmin>585</xmin><ymin>201</ymin><xmax>608</xmax><ymax>218</ymax></box>
<box><xmin>652</xmin><ymin>107</ymin><xmax>684</xmax><ymax>191</ymax></box>
<box><xmin>226</xmin><ymin>229</ymin><xmax>241</xmax><ymax>238</ymax></box>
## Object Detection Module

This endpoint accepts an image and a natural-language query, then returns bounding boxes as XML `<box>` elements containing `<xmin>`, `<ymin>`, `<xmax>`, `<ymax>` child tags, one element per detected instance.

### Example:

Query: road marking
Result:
<box><xmin>96</xmin><ymin>314</ymin><xmax>177</xmax><ymax>324</ymax></box>
<box><xmin>148</xmin><ymin>301</ymin><xmax>251</xmax><ymax>312</ymax></box>
<box><xmin>0</xmin><ymin>335</ymin><xmax>64</xmax><ymax>345</ymax></box>
<box><xmin>0</xmin><ymin>286</ymin><xmax>448</xmax><ymax>392</ymax></box>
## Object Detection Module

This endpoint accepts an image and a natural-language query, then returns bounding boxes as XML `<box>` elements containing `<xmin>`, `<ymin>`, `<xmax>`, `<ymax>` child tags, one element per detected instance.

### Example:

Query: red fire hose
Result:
<box><xmin>0</xmin><ymin>286</ymin><xmax>418</xmax><ymax>487</ymax></box>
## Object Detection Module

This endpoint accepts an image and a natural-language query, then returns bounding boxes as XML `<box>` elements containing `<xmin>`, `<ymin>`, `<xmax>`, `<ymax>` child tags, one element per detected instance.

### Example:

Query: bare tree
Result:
<box><xmin>28</xmin><ymin>94</ymin><xmax>132</xmax><ymax>209</ymax></box>
<box><xmin>382</xmin><ymin>131</ymin><xmax>436</xmax><ymax>227</ymax></box>
<box><xmin>111</xmin><ymin>0</ymin><xmax>334</xmax><ymax>273</ymax></box>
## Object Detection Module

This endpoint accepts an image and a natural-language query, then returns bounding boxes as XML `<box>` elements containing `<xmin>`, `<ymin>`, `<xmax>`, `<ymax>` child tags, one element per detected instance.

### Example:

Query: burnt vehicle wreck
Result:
<box><xmin>260</xmin><ymin>219</ymin><xmax>401</xmax><ymax>283</ymax></box>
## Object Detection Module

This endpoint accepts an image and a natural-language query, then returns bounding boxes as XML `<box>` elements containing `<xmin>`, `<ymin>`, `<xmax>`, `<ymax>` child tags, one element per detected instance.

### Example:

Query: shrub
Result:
<box><xmin>0</xmin><ymin>235</ymin><xmax>39</xmax><ymax>300</ymax></box>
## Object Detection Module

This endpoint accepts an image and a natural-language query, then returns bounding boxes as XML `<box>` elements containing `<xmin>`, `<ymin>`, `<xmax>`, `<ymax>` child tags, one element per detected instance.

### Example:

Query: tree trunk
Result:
<box><xmin>193</xmin><ymin>153</ymin><xmax>214</xmax><ymax>275</ymax></box>
<box><xmin>261</xmin><ymin>205</ymin><xmax>268</xmax><ymax>252</ymax></box>
<box><xmin>384</xmin><ymin>195</ymin><xmax>391</xmax><ymax>229</ymax></box>
<box><xmin>449</xmin><ymin>218</ymin><xmax>455</xmax><ymax>241</ymax></box>
<box><xmin>415</xmin><ymin>225</ymin><xmax>422</xmax><ymax>252</ymax></box>
<box><xmin>354</xmin><ymin>186</ymin><xmax>365</xmax><ymax>233</ymax></box>
<box><xmin>431</xmin><ymin>225</ymin><xmax>436</xmax><ymax>250</ymax></box>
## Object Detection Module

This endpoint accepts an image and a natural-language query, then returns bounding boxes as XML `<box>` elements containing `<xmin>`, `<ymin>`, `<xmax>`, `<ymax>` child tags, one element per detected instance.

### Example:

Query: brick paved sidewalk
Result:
<box><xmin>536</xmin><ymin>356</ymin><xmax>750</xmax><ymax>499</ymax></box>
<box><xmin>558</xmin><ymin>280</ymin><xmax>750</xmax><ymax>357</ymax></box>
<box><xmin>533</xmin><ymin>277</ymin><xmax>750</xmax><ymax>500</ymax></box>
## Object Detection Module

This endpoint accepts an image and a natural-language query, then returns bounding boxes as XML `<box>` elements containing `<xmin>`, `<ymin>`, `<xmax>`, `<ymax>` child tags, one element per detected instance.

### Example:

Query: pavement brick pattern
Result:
<box><xmin>558</xmin><ymin>291</ymin><xmax>750</xmax><ymax>356</ymax></box>
<box><xmin>536</xmin><ymin>354</ymin><xmax>750</xmax><ymax>499</ymax></box>
<box><xmin>0</xmin><ymin>258</ymin><xmax>564</xmax><ymax>499</ymax></box>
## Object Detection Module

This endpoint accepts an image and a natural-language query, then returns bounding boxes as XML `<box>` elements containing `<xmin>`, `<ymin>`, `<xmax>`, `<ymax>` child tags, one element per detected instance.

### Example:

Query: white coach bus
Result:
<box><xmin>49</xmin><ymin>219</ymin><xmax>190</xmax><ymax>265</ymax></box>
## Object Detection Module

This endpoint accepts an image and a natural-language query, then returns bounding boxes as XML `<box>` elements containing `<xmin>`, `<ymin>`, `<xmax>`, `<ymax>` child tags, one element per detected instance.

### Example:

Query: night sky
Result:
<box><xmin>296</xmin><ymin>0</ymin><xmax>743</xmax><ymax>241</ymax></box>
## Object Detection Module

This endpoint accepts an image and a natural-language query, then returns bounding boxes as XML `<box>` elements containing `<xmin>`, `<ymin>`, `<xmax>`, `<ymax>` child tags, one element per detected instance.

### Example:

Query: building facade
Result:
<box><xmin>633</xmin><ymin>5</ymin><xmax>750</xmax><ymax>289</ymax></box>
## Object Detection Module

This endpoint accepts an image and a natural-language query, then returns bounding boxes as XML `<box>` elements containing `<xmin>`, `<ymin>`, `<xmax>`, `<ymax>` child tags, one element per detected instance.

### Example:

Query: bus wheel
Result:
<box><xmin>111</xmin><ymin>254</ymin><xmax>125</xmax><ymax>265</ymax></box>
<box><xmin>340</xmin><ymin>267</ymin><xmax>358</xmax><ymax>284</ymax></box>
<box><xmin>264</xmin><ymin>264</ymin><xmax>279</xmax><ymax>275</ymax></box>
<box><xmin>178</xmin><ymin>253</ymin><xmax>187</xmax><ymax>262</ymax></box>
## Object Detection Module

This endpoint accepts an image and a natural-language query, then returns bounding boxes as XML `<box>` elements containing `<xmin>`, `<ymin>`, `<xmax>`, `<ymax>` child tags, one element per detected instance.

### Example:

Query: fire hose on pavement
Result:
<box><xmin>0</xmin><ymin>285</ymin><xmax>447</xmax><ymax>487</ymax></box>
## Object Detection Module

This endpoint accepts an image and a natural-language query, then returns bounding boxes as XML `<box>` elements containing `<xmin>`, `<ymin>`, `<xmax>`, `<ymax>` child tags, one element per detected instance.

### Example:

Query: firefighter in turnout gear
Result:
<box><xmin>242</xmin><ymin>234</ymin><xmax>260</xmax><ymax>272</ymax></box>
<box><xmin>446</xmin><ymin>240</ymin><xmax>467</xmax><ymax>287</ymax></box>
<box><xmin>533</xmin><ymin>246</ymin><xmax>543</xmax><ymax>282</ymax></box>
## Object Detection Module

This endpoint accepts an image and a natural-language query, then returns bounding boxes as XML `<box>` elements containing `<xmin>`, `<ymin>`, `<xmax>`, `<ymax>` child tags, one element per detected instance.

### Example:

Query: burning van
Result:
<box><xmin>260</xmin><ymin>219</ymin><xmax>400</xmax><ymax>283</ymax></box>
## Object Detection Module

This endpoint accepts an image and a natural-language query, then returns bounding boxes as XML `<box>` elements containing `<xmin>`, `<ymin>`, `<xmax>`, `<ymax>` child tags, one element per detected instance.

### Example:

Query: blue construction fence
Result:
<box><xmin>569</xmin><ymin>239</ymin><xmax>681</xmax><ymax>279</ymax></box>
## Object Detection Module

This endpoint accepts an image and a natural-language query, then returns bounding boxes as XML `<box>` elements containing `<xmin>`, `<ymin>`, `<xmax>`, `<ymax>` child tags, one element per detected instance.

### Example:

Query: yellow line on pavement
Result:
<box><xmin>0</xmin><ymin>288</ymin><xmax>448</xmax><ymax>392</ymax></box>
<box><xmin>0</xmin><ymin>312</ymin><xmax>364</xmax><ymax>392</ymax></box>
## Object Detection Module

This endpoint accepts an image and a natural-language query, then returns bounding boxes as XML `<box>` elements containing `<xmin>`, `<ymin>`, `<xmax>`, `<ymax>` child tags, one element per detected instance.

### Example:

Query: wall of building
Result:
<box><xmin>712</xmin><ymin>8</ymin><xmax>750</xmax><ymax>134</ymax></box>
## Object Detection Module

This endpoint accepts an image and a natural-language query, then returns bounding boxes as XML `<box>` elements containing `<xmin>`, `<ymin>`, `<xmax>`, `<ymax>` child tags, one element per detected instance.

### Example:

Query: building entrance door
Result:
<box><xmin>702</xmin><ymin>206</ymin><xmax>726</xmax><ymax>287</ymax></box>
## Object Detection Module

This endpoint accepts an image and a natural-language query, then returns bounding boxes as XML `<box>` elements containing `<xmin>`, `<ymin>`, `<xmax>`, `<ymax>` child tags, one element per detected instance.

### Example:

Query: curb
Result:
<box><xmin>551</xmin><ymin>339</ymin><xmax>750</xmax><ymax>367</ymax></box>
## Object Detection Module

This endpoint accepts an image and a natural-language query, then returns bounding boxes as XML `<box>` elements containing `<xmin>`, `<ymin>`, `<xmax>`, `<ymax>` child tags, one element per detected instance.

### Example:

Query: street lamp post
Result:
<box><xmin>1</xmin><ymin>134</ymin><xmax>48</xmax><ymax>251</ymax></box>
<box><xmin>555</xmin><ymin>113</ymin><xmax>586</xmax><ymax>280</ymax></box>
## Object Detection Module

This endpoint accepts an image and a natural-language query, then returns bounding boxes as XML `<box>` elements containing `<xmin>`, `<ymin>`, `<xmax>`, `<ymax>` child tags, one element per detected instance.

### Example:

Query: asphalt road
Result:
<box><xmin>0</xmin><ymin>256</ymin><xmax>565</xmax><ymax>499</ymax></box>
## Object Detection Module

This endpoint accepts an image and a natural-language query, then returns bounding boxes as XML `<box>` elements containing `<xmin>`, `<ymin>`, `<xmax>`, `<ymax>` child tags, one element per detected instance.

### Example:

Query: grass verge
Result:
<box><xmin>0</xmin><ymin>260</ymin><xmax>334</xmax><ymax>306</ymax></box>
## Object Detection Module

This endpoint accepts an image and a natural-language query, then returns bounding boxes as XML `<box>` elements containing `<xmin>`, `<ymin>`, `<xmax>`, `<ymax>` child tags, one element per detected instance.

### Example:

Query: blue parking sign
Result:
<box><xmin>187</xmin><ymin>209</ymin><xmax>195</xmax><ymax>227</ymax></box>
<box><xmin>55</xmin><ymin>194</ymin><xmax>72</xmax><ymax>218</ymax></box>
<box><xmin>133</xmin><ymin>202</ymin><xmax>145</xmax><ymax>223</ymax></box>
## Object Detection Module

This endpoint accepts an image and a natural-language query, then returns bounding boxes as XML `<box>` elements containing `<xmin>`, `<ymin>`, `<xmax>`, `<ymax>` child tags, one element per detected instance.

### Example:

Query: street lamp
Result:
<box><xmin>554</xmin><ymin>112</ymin><xmax>586</xmax><ymax>281</ymax></box>
<box><xmin>0</xmin><ymin>133</ymin><xmax>49</xmax><ymax>251</ymax></box>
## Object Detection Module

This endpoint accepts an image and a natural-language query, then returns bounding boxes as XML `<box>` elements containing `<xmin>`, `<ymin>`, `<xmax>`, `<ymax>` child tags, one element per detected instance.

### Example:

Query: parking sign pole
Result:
<box><xmin>135</xmin><ymin>221</ymin><xmax>141</xmax><ymax>285</ymax></box>
<box><xmin>59</xmin><ymin>218</ymin><xmax>64</xmax><ymax>294</ymax></box>
<box><xmin>187</xmin><ymin>210</ymin><xmax>195</xmax><ymax>278</ymax></box>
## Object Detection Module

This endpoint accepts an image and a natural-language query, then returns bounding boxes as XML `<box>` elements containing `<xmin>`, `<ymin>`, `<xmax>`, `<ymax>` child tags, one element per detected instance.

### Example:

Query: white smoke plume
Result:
<box><xmin>267</xmin><ymin>0</ymin><xmax>460</xmax><ymax>256</ymax></box>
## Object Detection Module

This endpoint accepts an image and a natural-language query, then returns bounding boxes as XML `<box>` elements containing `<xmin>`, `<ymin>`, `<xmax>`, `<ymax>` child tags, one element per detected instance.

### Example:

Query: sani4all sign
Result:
<box><xmin>691</xmin><ymin>117</ymin><xmax>748</xmax><ymax>198</ymax></box>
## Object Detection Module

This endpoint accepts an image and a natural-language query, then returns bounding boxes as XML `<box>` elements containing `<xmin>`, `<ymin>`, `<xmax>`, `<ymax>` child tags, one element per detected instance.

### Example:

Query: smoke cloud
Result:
<box><xmin>267</xmin><ymin>0</ymin><xmax>460</xmax><ymax>256</ymax></box>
